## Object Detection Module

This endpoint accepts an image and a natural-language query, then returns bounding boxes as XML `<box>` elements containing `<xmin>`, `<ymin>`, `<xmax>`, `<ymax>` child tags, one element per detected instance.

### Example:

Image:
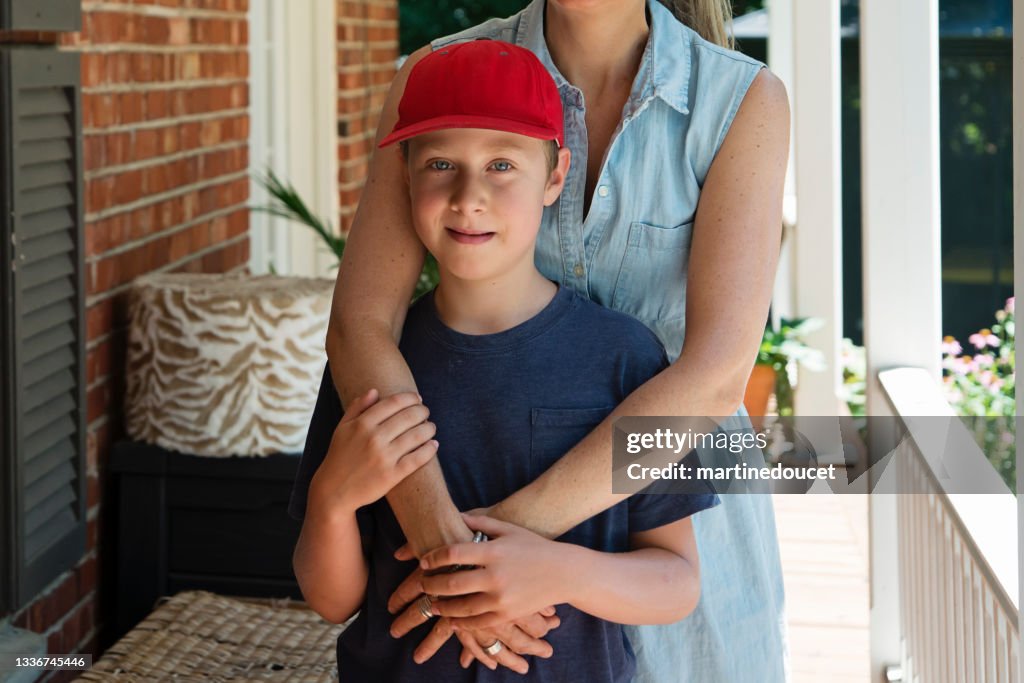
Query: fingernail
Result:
<box><xmin>390</xmin><ymin>629</ymin><xmax>398</xmax><ymax>638</ymax></box>
<box><xmin>430</xmin><ymin>439</ymin><xmax>439</xmax><ymax>448</ymax></box>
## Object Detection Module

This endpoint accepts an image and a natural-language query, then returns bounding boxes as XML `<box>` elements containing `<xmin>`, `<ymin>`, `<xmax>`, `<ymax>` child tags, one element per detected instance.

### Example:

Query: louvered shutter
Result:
<box><xmin>0</xmin><ymin>46</ymin><xmax>85</xmax><ymax>615</ymax></box>
<box><xmin>0</xmin><ymin>0</ymin><xmax>81</xmax><ymax>32</ymax></box>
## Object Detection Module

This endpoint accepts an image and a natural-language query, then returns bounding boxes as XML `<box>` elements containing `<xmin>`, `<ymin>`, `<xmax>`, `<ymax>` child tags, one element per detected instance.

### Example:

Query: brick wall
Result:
<box><xmin>3</xmin><ymin>1</ymin><xmax>398</xmax><ymax>678</ymax></box>
<box><xmin>4</xmin><ymin>1</ymin><xmax>251</xmax><ymax>679</ymax></box>
<box><xmin>336</xmin><ymin>0</ymin><xmax>398</xmax><ymax>232</ymax></box>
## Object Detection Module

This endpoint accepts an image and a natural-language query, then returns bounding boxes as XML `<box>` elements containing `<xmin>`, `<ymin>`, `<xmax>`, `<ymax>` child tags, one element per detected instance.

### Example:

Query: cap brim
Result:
<box><xmin>379</xmin><ymin>114</ymin><xmax>561</xmax><ymax>148</ymax></box>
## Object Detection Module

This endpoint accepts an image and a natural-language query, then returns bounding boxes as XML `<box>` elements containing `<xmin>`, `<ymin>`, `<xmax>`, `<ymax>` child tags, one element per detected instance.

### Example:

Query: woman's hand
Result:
<box><xmin>412</xmin><ymin>618</ymin><xmax>554</xmax><ymax>675</ymax></box>
<box><xmin>310</xmin><ymin>389</ymin><xmax>438</xmax><ymax>511</ymax></box>
<box><xmin>415</xmin><ymin>515</ymin><xmax>573</xmax><ymax>631</ymax></box>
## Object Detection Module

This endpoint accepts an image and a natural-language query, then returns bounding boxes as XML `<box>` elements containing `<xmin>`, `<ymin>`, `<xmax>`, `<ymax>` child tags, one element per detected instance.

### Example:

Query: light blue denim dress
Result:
<box><xmin>435</xmin><ymin>2</ymin><xmax>788</xmax><ymax>681</ymax></box>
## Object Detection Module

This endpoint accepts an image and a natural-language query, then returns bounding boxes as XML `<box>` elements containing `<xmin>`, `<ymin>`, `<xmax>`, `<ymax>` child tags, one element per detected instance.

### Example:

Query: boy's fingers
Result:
<box><xmin>387</xmin><ymin>570</ymin><xmax>426</xmax><ymax>614</ymax></box>
<box><xmin>540</xmin><ymin>605</ymin><xmax>556</xmax><ymax>617</ymax></box>
<box><xmin>360</xmin><ymin>391</ymin><xmax>423</xmax><ymax>427</ymax></box>
<box><xmin>420</xmin><ymin>542</ymin><xmax>489</xmax><ymax>571</ymax></box>
<box><xmin>420</xmin><ymin>569</ymin><xmax>492</xmax><ymax>600</ymax></box>
<box><xmin>338</xmin><ymin>388</ymin><xmax>379</xmax><ymax>424</ymax></box>
<box><xmin>428</xmin><ymin>594</ymin><xmax>494</xmax><ymax>619</ymax></box>
<box><xmin>390</xmin><ymin>421</ymin><xmax>438</xmax><ymax>461</ymax></box>
<box><xmin>375</xmin><ymin>403</ymin><xmax>431</xmax><ymax>443</ymax></box>
<box><xmin>394</xmin><ymin>543</ymin><xmax>415</xmax><ymax>561</ymax></box>
<box><xmin>396</xmin><ymin>440</ymin><xmax>439</xmax><ymax>478</ymax></box>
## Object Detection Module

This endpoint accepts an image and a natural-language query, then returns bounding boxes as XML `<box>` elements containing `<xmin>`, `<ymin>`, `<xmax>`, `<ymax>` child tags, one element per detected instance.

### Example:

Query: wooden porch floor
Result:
<box><xmin>774</xmin><ymin>493</ymin><xmax>870</xmax><ymax>682</ymax></box>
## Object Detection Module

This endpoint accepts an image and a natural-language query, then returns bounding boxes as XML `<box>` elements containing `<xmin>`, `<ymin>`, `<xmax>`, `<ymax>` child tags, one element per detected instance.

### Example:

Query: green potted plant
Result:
<box><xmin>253</xmin><ymin>169</ymin><xmax>440</xmax><ymax>299</ymax></box>
<box><xmin>743</xmin><ymin>317</ymin><xmax>825</xmax><ymax>420</ymax></box>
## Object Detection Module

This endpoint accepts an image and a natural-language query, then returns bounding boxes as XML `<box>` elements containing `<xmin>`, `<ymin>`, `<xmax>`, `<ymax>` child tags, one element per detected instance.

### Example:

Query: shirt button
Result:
<box><xmin>598</xmin><ymin>185</ymin><xmax>610</xmax><ymax>198</ymax></box>
<box><xmin>573</xmin><ymin>263</ymin><xmax>584</xmax><ymax>278</ymax></box>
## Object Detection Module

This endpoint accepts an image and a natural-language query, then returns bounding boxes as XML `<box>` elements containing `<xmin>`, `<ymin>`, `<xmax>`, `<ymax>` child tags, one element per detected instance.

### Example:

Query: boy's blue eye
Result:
<box><xmin>430</xmin><ymin>160</ymin><xmax>453</xmax><ymax>170</ymax></box>
<box><xmin>491</xmin><ymin>161</ymin><xmax>512</xmax><ymax>172</ymax></box>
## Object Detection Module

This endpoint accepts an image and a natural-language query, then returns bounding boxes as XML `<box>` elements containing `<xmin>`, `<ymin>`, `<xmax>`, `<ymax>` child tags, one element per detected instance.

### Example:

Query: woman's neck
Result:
<box><xmin>544</xmin><ymin>0</ymin><xmax>649</xmax><ymax>97</ymax></box>
<box><xmin>432</xmin><ymin>265</ymin><xmax>557</xmax><ymax>336</ymax></box>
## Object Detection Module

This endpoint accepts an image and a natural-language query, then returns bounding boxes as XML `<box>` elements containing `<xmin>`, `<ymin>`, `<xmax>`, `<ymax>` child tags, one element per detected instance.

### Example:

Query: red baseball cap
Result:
<box><xmin>379</xmin><ymin>39</ymin><xmax>564</xmax><ymax>148</ymax></box>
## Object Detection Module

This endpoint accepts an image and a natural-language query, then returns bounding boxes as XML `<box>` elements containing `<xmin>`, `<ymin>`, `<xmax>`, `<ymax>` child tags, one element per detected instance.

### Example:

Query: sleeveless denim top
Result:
<box><xmin>434</xmin><ymin>3</ymin><xmax>788</xmax><ymax>682</ymax></box>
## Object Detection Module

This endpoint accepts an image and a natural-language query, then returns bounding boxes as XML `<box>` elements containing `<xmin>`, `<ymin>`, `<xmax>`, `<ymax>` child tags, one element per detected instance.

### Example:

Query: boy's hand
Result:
<box><xmin>417</xmin><ymin>515</ymin><xmax>571</xmax><ymax>630</ymax></box>
<box><xmin>309</xmin><ymin>389</ymin><xmax>439</xmax><ymax>512</ymax></box>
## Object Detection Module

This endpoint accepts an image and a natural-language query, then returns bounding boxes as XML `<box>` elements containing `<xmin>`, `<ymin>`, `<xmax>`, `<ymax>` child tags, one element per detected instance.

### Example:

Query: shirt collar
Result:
<box><xmin>514</xmin><ymin>0</ymin><xmax>692</xmax><ymax>115</ymax></box>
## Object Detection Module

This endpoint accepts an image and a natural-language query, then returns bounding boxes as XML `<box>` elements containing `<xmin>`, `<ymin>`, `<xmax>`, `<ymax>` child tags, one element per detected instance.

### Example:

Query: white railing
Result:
<box><xmin>879</xmin><ymin>368</ymin><xmax>1019</xmax><ymax>683</ymax></box>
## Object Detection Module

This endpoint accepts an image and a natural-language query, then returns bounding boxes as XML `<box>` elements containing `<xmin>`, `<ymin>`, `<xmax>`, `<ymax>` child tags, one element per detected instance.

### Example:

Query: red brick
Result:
<box><xmin>86</xmin><ymin>299</ymin><xmax>113</xmax><ymax>342</ymax></box>
<box><xmin>86</xmin><ymin>381</ymin><xmax>112</xmax><ymax>425</ymax></box>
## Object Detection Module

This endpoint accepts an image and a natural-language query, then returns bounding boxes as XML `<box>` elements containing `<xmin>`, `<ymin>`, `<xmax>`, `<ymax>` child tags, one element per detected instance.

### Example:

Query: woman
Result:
<box><xmin>293</xmin><ymin>0</ymin><xmax>789</xmax><ymax>679</ymax></box>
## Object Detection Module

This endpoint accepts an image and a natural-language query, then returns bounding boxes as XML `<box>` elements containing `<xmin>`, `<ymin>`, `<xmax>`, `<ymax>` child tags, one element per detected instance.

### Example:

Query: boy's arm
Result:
<box><xmin>293</xmin><ymin>485</ymin><xmax>368</xmax><ymax>624</ymax></box>
<box><xmin>293</xmin><ymin>389</ymin><xmax>439</xmax><ymax>624</ymax></box>
<box><xmin>560</xmin><ymin>518</ymin><xmax>699</xmax><ymax>625</ymax></box>
<box><xmin>409</xmin><ymin>515</ymin><xmax>700</xmax><ymax>630</ymax></box>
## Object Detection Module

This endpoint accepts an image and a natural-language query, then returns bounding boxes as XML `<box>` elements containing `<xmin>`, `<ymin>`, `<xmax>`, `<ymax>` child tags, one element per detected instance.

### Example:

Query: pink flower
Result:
<box><xmin>974</xmin><ymin>354</ymin><xmax>994</xmax><ymax>368</ymax></box>
<box><xmin>950</xmin><ymin>357</ymin><xmax>973</xmax><ymax>376</ymax></box>
<box><xmin>969</xmin><ymin>329</ymin><xmax>999</xmax><ymax>349</ymax></box>
<box><xmin>941</xmin><ymin>336</ymin><xmax>962</xmax><ymax>356</ymax></box>
<box><xmin>978</xmin><ymin>370</ymin><xmax>996</xmax><ymax>387</ymax></box>
<box><xmin>1006</xmin><ymin>297</ymin><xmax>1015</xmax><ymax>314</ymax></box>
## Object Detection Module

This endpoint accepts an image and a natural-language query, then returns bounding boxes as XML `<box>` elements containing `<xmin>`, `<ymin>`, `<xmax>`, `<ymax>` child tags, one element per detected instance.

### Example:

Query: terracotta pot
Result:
<box><xmin>743</xmin><ymin>364</ymin><xmax>775</xmax><ymax>427</ymax></box>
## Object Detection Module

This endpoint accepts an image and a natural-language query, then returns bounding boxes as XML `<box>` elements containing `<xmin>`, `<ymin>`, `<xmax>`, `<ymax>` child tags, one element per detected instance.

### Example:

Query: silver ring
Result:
<box><xmin>417</xmin><ymin>595</ymin><xmax>434</xmax><ymax>620</ymax></box>
<box><xmin>484</xmin><ymin>640</ymin><xmax>504</xmax><ymax>656</ymax></box>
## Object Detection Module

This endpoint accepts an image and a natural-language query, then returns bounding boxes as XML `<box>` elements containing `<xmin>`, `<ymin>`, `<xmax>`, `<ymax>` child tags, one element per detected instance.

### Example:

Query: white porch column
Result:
<box><xmin>860</xmin><ymin>0</ymin><xmax>941</xmax><ymax>680</ymax></box>
<box><xmin>1013</xmin><ymin>0</ymin><xmax>1023</xmax><ymax>679</ymax></box>
<box><xmin>283</xmin><ymin>0</ymin><xmax>339</xmax><ymax>278</ymax></box>
<box><xmin>790</xmin><ymin>0</ymin><xmax>842</xmax><ymax>417</ymax></box>
<box><xmin>766</xmin><ymin>0</ymin><xmax>796</xmax><ymax>326</ymax></box>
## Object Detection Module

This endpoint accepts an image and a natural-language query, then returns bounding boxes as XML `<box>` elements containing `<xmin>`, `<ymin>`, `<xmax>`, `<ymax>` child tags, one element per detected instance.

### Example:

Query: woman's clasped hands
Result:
<box><xmin>388</xmin><ymin>513</ymin><xmax>576</xmax><ymax>672</ymax></box>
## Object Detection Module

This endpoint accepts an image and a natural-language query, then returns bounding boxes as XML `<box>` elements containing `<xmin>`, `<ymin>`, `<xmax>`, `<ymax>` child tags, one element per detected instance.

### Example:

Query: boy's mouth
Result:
<box><xmin>446</xmin><ymin>227</ymin><xmax>495</xmax><ymax>245</ymax></box>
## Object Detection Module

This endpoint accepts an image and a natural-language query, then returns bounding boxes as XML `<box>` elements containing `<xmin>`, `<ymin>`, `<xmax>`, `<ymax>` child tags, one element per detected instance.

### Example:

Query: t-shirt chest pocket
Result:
<box><xmin>529</xmin><ymin>407</ymin><xmax>614</xmax><ymax>477</ymax></box>
<box><xmin>610</xmin><ymin>220</ymin><xmax>694</xmax><ymax>325</ymax></box>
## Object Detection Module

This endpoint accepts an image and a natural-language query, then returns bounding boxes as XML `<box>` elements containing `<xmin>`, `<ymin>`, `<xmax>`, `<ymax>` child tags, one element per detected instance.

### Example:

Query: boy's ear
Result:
<box><xmin>543</xmin><ymin>147</ymin><xmax>572</xmax><ymax>206</ymax></box>
<box><xmin>399</xmin><ymin>147</ymin><xmax>410</xmax><ymax>187</ymax></box>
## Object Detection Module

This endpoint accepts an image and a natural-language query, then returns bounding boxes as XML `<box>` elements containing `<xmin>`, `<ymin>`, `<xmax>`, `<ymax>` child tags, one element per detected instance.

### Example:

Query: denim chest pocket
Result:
<box><xmin>530</xmin><ymin>407</ymin><xmax>613</xmax><ymax>476</ymax></box>
<box><xmin>610</xmin><ymin>220</ymin><xmax>693</xmax><ymax>325</ymax></box>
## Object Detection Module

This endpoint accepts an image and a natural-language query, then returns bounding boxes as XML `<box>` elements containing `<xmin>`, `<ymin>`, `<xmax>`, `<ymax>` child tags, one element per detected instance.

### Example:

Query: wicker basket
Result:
<box><xmin>76</xmin><ymin>591</ymin><xmax>347</xmax><ymax>682</ymax></box>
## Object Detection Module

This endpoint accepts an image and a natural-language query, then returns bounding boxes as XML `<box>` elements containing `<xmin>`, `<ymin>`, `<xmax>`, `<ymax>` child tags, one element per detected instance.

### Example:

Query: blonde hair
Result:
<box><xmin>657</xmin><ymin>0</ymin><xmax>735</xmax><ymax>50</ymax></box>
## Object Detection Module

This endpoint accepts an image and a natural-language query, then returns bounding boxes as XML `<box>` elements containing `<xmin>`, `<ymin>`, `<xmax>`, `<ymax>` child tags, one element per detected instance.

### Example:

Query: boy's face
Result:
<box><xmin>404</xmin><ymin>128</ymin><xmax>568</xmax><ymax>284</ymax></box>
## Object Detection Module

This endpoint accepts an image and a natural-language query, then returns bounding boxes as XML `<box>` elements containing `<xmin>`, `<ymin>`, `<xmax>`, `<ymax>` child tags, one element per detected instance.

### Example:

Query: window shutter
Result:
<box><xmin>0</xmin><ymin>0</ymin><xmax>81</xmax><ymax>32</ymax></box>
<box><xmin>0</xmin><ymin>46</ymin><xmax>86</xmax><ymax>615</ymax></box>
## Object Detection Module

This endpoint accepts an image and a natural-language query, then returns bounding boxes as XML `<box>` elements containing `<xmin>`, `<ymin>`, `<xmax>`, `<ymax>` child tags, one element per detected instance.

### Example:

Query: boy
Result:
<box><xmin>291</xmin><ymin>40</ymin><xmax>717</xmax><ymax>682</ymax></box>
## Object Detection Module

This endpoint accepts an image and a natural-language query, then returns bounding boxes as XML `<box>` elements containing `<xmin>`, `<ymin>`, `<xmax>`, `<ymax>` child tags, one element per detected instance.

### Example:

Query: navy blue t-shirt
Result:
<box><xmin>289</xmin><ymin>285</ymin><xmax>718</xmax><ymax>682</ymax></box>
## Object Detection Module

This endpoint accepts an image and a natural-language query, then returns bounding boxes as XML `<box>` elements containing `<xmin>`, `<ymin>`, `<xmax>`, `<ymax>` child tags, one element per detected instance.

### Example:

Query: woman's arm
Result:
<box><xmin>327</xmin><ymin>46</ymin><xmax>473</xmax><ymax>555</ymax></box>
<box><xmin>490</xmin><ymin>69</ymin><xmax>790</xmax><ymax>537</ymax></box>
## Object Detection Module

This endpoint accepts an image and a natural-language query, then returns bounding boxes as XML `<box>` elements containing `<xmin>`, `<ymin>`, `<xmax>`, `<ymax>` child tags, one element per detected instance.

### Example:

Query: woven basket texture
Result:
<box><xmin>76</xmin><ymin>591</ymin><xmax>346</xmax><ymax>682</ymax></box>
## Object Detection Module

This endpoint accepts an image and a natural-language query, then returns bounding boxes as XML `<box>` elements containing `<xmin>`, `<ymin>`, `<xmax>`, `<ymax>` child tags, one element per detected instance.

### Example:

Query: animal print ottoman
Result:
<box><xmin>124</xmin><ymin>272</ymin><xmax>333</xmax><ymax>457</ymax></box>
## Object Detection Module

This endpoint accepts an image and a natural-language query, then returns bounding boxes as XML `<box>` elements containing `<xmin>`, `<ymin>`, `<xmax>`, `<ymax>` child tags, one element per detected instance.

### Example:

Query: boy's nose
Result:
<box><xmin>450</xmin><ymin>174</ymin><xmax>486</xmax><ymax>214</ymax></box>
